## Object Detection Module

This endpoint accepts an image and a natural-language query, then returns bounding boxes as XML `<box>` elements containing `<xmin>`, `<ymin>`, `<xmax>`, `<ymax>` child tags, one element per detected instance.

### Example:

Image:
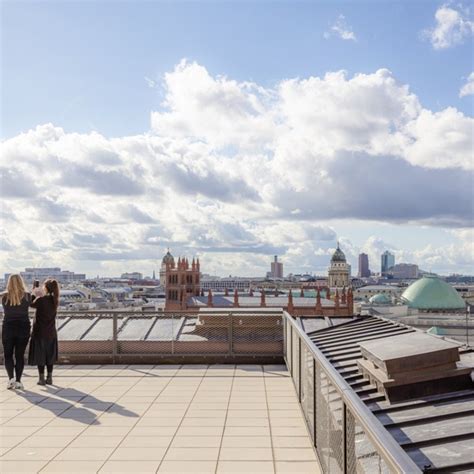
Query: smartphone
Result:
<box><xmin>34</xmin><ymin>280</ymin><xmax>40</xmax><ymax>288</ymax></box>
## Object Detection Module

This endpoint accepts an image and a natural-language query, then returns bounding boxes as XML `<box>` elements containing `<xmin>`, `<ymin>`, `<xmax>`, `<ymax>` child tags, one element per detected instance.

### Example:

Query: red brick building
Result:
<box><xmin>164</xmin><ymin>256</ymin><xmax>353</xmax><ymax>317</ymax></box>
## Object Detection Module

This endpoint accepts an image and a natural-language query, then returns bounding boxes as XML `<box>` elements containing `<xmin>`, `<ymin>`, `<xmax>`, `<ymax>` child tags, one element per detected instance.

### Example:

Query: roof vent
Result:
<box><xmin>357</xmin><ymin>332</ymin><xmax>472</xmax><ymax>402</ymax></box>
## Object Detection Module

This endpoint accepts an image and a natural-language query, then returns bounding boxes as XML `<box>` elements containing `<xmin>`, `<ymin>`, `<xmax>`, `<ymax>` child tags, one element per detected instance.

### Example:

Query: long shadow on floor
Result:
<box><xmin>17</xmin><ymin>386</ymin><xmax>139</xmax><ymax>424</ymax></box>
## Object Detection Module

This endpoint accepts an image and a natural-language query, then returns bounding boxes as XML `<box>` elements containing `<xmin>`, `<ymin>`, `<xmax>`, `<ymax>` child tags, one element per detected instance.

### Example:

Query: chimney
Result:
<box><xmin>341</xmin><ymin>286</ymin><xmax>347</xmax><ymax>304</ymax></box>
<box><xmin>287</xmin><ymin>289</ymin><xmax>294</xmax><ymax>314</ymax></box>
<box><xmin>207</xmin><ymin>289</ymin><xmax>213</xmax><ymax>307</ymax></box>
<box><xmin>315</xmin><ymin>288</ymin><xmax>322</xmax><ymax>313</ymax></box>
<box><xmin>357</xmin><ymin>333</ymin><xmax>473</xmax><ymax>402</ymax></box>
<box><xmin>335</xmin><ymin>289</ymin><xmax>340</xmax><ymax>310</ymax></box>
<box><xmin>326</xmin><ymin>287</ymin><xmax>331</xmax><ymax>300</ymax></box>
<box><xmin>233</xmin><ymin>289</ymin><xmax>239</xmax><ymax>307</ymax></box>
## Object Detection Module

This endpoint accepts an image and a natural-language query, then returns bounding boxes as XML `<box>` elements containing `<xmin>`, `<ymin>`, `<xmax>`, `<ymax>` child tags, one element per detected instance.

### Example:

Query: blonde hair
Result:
<box><xmin>4</xmin><ymin>274</ymin><xmax>27</xmax><ymax>306</ymax></box>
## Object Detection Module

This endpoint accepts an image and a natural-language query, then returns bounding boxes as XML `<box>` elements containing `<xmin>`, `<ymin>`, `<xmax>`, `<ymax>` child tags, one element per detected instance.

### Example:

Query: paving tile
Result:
<box><xmin>34</xmin><ymin>426</ymin><xmax>86</xmax><ymax>437</ymax></box>
<box><xmin>109</xmin><ymin>447</ymin><xmax>167</xmax><ymax>461</ymax></box>
<box><xmin>127</xmin><ymin>426</ymin><xmax>178</xmax><ymax>436</ymax></box>
<box><xmin>171</xmin><ymin>436</ymin><xmax>222</xmax><ymax>448</ymax></box>
<box><xmin>1</xmin><ymin>446</ymin><xmax>64</xmax><ymax>461</ymax></box>
<box><xmin>275</xmin><ymin>461</ymin><xmax>322</xmax><ymax>473</ymax></box>
<box><xmin>271</xmin><ymin>426</ymin><xmax>309</xmax><ymax>437</ymax></box>
<box><xmin>219</xmin><ymin>447</ymin><xmax>273</xmax><ymax>461</ymax></box>
<box><xmin>0</xmin><ymin>460</ymin><xmax>49</xmax><ymax>472</ymax></box>
<box><xmin>40</xmin><ymin>460</ymin><xmax>104</xmax><ymax>472</ymax></box>
<box><xmin>53</xmin><ymin>446</ymin><xmax>116</xmax><ymax>461</ymax></box>
<box><xmin>225</xmin><ymin>418</ymin><xmax>269</xmax><ymax>427</ymax></box>
<box><xmin>19</xmin><ymin>436</ymin><xmax>78</xmax><ymax>448</ymax></box>
<box><xmin>273</xmin><ymin>448</ymin><xmax>318</xmax><ymax>461</ymax></box>
<box><xmin>217</xmin><ymin>461</ymin><xmax>275</xmax><ymax>473</ymax></box>
<box><xmin>79</xmin><ymin>426</ymin><xmax>131</xmax><ymax>436</ymax></box>
<box><xmin>164</xmin><ymin>447</ymin><xmax>220</xmax><ymax>461</ymax></box>
<box><xmin>270</xmin><ymin>418</ymin><xmax>307</xmax><ymax>428</ymax></box>
<box><xmin>272</xmin><ymin>436</ymin><xmax>313</xmax><ymax>448</ymax></box>
<box><xmin>221</xmin><ymin>436</ymin><xmax>272</xmax><ymax>448</ymax></box>
<box><xmin>99</xmin><ymin>461</ymin><xmax>161</xmax><ymax>473</ymax></box>
<box><xmin>68</xmin><ymin>435</ymin><xmax>124</xmax><ymax>448</ymax></box>
<box><xmin>175</xmin><ymin>426</ymin><xmax>224</xmax><ymax>437</ymax></box>
<box><xmin>180</xmin><ymin>417</ymin><xmax>226</xmax><ymax>427</ymax></box>
<box><xmin>224</xmin><ymin>426</ymin><xmax>270</xmax><ymax>436</ymax></box>
<box><xmin>120</xmin><ymin>436</ymin><xmax>173</xmax><ymax>448</ymax></box>
<box><xmin>158</xmin><ymin>461</ymin><xmax>217</xmax><ymax>473</ymax></box>
<box><xmin>0</xmin><ymin>435</ymin><xmax>27</xmax><ymax>448</ymax></box>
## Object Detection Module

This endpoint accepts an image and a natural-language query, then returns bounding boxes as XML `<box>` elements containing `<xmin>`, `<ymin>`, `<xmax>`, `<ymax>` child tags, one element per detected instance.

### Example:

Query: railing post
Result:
<box><xmin>112</xmin><ymin>313</ymin><xmax>117</xmax><ymax>364</ymax></box>
<box><xmin>298</xmin><ymin>336</ymin><xmax>302</xmax><ymax>401</ymax></box>
<box><xmin>313</xmin><ymin>357</ymin><xmax>317</xmax><ymax>448</ymax></box>
<box><xmin>343</xmin><ymin>402</ymin><xmax>347</xmax><ymax>474</ymax></box>
<box><xmin>228</xmin><ymin>313</ymin><xmax>233</xmax><ymax>356</ymax></box>
<box><xmin>289</xmin><ymin>325</ymin><xmax>293</xmax><ymax>376</ymax></box>
<box><xmin>171</xmin><ymin>313</ymin><xmax>175</xmax><ymax>355</ymax></box>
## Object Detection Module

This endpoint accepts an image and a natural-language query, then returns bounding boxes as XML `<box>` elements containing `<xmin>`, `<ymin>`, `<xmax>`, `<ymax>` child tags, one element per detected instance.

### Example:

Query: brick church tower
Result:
<box><xmin>165</xmin><ymin>257</ymin><xmax>201</xmax><ymax>310</ymax></box>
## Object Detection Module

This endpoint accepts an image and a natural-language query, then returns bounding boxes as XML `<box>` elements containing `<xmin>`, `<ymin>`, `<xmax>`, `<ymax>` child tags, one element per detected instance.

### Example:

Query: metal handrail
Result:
<box><xmin>283</xmin><ymin>311</ymin><xmax>420</xmax><ymax>474</ymax></box>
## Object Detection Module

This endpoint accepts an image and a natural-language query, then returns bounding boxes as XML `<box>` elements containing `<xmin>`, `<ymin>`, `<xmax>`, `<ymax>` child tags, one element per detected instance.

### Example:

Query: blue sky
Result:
<box><xmin>3</xmin><ymin>1</ymin><xmax>472</xmax><ymax>138</ymax></box>
<box><xmin>1</xmin><ymin>1</ymin><xmax>473</xmax><ymax>277</ymax></box>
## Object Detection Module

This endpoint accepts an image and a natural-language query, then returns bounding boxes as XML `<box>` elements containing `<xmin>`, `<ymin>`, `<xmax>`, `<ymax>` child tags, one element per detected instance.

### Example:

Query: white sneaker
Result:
<box><xmin>7</xmin><ymin>378</ymin><xmax>15</xmax><ymax>390</ymax></box>
<box><xmin>14</xmin><ymin>381</ymin><xmax>24</xmax><ymax>390</ymax></box>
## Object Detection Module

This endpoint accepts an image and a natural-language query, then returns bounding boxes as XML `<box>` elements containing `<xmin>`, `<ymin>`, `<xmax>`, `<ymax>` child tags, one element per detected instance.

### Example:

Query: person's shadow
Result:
<box><xmin>18</xmin><ymin>386</ymin><xmax>139</xmax><ymax>425</ymax></box>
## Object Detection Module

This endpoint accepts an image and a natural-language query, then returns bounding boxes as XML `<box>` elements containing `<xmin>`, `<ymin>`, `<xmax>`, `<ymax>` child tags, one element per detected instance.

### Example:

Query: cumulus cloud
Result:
<box><xmin>1</xmin><ymin>61</ymin><xmax>473</xmax><ymax>276</ymax></box>
<box><xmin>424</xmin><ymin>4</ymin><xmax>474</xmax><ymax>49</ymax></box>
<box><xmin>460</xmin><ymin>72</ymin><xmax>474</xmax><ymax>97</ymax></box>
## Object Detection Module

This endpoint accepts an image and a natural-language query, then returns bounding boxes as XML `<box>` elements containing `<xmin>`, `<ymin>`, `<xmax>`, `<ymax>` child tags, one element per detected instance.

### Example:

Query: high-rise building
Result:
<box><xmin>270</xmin><ymin>256</ymin><xmax>283</xmax><ymax>279</ymax></box>
<box><xmin>381</xmin><ymin>251</ymin><xmax>395</xmax><ymax>275</ymax></box>
<box><xmin>358</xmin><ymin>253</ymin><xmax>370</xmax><ymax>278</ymax></box>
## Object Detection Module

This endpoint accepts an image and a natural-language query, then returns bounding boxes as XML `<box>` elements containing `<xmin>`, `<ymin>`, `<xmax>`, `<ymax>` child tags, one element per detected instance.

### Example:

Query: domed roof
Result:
<box><xmin>369</xmin><ymin>293</ymin><xmax>391</xmax><ymax>305</ymax></box>
<box><xmin>162</xmin><ymin>250</ymin><xmax>174</xmax><ymax>265</ymax></box>
<box><xmin>331</xmin><ymin>243</ymin><xmax>346</xmax><ymax>263</ymax></box>
<box><xmin>401</xmin><ymin>275</ymin><xmax>465</xmax><ymax>310</ymax></box>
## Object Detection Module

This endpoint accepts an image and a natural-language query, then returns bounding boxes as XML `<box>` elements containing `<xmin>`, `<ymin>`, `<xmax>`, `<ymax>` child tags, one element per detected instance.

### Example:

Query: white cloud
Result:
<box><xmin>424</xmin><ymin>4</ymin><xmax>474</xmax><ymax>49</ymax></box>
<box><xmin>324</xmin><ymin>15</ymin><xmax>357</xmax><ymax>41</ymax></box>
<box><xmin>460</xmin><ymin>72</ymin><xmax>474</xmax><ymax>97</ymax></box>
<box><xmin>1</xmin><ymin>61</ymin><xmax>473</xmax><ymax>276</ymax></box>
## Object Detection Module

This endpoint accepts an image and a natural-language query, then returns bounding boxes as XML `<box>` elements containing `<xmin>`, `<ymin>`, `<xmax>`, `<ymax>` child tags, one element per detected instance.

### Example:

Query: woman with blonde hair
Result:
<box><xmin>28</xmin><ymin>279</ymin><xmax>59</xmax><ymax>385</ymax></box>
<box><xmin>1</xmin><ymin>274</ymin><xmax>31</xmax><ymax>389</ymax></box>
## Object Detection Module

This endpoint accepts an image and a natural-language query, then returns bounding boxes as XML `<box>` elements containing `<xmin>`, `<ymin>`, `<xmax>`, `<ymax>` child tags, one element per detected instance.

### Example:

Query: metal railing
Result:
<box><xmin>284</xmin><ymin>311</ymin><xmax>421</xmax><ymax>474</ymax></box>
<box><xmin>0</xmin><ymin>310</ymin><xmax>284</xmax><ymax>363</ymax></box>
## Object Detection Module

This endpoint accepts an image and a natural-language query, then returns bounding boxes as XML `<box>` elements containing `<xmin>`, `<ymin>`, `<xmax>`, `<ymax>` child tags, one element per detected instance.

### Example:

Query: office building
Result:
<box><xmin>270</xmin><ymin>255</ymin><xmax>283</xmax><ymax>279</ymax></box>
<box><xmin>358</xmin><ymin>253</ymin><xmax>370</xmax><ymax>278</ymax></box>
<box><xmin>381</xmin><ymin>250</ymin><xmax>395</xmax><ymax>275</ymax></box>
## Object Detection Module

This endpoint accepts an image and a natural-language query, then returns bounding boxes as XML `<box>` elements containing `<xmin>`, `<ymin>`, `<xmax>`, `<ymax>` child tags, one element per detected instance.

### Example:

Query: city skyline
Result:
<box><xmin>1</xmin><ymin>2</ymin><xmax>473</xmax><ymax>278</ymax></box>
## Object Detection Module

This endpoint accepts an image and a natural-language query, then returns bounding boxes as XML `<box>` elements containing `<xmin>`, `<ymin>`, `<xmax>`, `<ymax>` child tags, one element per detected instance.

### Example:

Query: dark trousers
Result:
<box><xmin>3</xmin><ymin>335</ymin><xmax>30</xmax><ymax>381</ymax></box>
<box><xmin>38</xmin><ymin>365</ymin><xmax>53</xmax><ymax>376</ymax></box>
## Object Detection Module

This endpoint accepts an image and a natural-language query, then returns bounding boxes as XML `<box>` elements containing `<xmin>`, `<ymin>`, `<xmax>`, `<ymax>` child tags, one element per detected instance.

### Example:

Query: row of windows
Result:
<box><xmin>168</xmin><ymin>274</ymin><xmax>200</xmax><ymax>285</ymax></box>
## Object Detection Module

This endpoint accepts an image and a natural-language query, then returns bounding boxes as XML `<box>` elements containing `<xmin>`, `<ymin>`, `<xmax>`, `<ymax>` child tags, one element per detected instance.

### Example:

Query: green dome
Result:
<box><xmin>369</xmin><ymin>293</ymin><xmax>391</xmax><ymax>305</ymax></box>
<box><xmin>401</xmin><ymin>275</ymin><xmax>465</xmax><ymax>310</ymax></box>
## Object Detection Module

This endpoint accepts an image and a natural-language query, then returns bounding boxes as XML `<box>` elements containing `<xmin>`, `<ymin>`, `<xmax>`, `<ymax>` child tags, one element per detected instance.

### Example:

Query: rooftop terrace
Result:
<box><xmin>0</xmin><ymin>364</ymin><xmax>321</xmax><ymax>474</ymax></box>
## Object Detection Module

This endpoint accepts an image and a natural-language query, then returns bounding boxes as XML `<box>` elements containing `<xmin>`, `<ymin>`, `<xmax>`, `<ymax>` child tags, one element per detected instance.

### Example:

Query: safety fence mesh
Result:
<box><xmin>0</xmin><ymin>310</ymin><xmax>284</xmax><ymax>362</ymax></box>
<box><xmin>286</xmin><ymin>313</ymin><xmax>415</xmax><ymax>474</ymax></box>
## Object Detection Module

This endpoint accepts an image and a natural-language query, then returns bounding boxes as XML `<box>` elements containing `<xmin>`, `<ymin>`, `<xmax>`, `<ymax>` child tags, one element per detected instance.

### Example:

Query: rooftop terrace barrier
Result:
<box><xmin>0</xmin><ymin>310</ymin><xmax>285</xmax><ymax>364</ymax></box>
<box><xmin>284</xmin><ymin>311</ymin><xmax>421</xmax><ymax>474</ymax></box>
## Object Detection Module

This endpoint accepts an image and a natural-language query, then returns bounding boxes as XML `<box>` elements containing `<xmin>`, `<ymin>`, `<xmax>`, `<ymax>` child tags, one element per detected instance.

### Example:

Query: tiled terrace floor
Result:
<box><xmin>0</xmin><ymin>364</ymin><xmax>321</xmax><ymax>474</ymax></box>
